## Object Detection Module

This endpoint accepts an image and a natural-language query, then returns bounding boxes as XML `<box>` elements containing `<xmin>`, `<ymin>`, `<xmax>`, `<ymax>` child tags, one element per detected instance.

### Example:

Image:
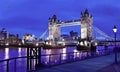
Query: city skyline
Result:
<box><xmin>0</xmin><ymin>0</ymin><xmax>120</xmax><ymax>38</ymax></box>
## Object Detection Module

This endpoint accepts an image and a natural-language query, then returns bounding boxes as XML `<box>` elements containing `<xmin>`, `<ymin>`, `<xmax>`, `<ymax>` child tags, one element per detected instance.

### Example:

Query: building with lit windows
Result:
<box><xmin>0</xmin><ymin>28</ymin><xmax>19</xmax><ymax>45</ymax></box>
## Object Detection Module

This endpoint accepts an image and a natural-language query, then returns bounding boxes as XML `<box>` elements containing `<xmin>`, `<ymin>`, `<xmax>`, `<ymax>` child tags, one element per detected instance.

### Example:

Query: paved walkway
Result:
<box><xmin>98</xmin><ymin>61</ymin><xmax>120</xmax><ymax>72</ymax></box>
<box><xmin>37</xmin><ymin>53</ymin><xmax>120</xmax><ymax>72</ymax></box>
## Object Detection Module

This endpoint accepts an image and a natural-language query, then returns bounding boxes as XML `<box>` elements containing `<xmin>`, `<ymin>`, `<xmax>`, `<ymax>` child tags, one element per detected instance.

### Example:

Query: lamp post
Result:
<box><xmin>113</xmin><ymin>25</ymin><xmax>117</xmax><ymax>64</ymax></box>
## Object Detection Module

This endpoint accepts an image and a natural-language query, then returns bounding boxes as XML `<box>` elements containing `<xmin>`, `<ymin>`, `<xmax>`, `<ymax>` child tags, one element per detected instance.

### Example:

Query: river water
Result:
<box><xmin>0</xmin><ymin>46</ymin><xmax>114</xmax><ymax>72</ymax></box>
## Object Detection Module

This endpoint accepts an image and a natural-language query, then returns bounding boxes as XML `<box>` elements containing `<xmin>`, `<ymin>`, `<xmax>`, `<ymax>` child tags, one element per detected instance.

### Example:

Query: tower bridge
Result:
<box><xmin>38</xmin><ymin>9</ymin><xmax>115</xmax><ymax>47</ymax></box>
<box><xmin>48</xmin><ymin>9</ymin><xmax>92</xmax><ymax>46</ymax></box>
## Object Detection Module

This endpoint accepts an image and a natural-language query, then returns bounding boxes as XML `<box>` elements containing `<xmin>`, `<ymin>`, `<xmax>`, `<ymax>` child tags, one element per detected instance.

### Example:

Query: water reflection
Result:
<box><xmin>73</xmin><ymin>49</ymin><xmax>80</xmax><ymax>58</ymax></box>
<box><xmin>18</xmin><ymin>48</ymin><xmax>22</xmax><ymax>57</ymax></box>
<box><xmin>0</xmin><ymin>46</ymin><xmax>116</xmax><ymax>72</ymax></box>
<box><xmin>62</xmin><ymin>48</ymin><xmax>66</xmax><ymax>60</ymax></box>
<box><xmin>5</xmin><ymin>48</ymin><xmax>9</xmax><ymax>59</ymax></box>
<box><xmin>45</xmin><ymin>49</ymin><xmax>62</xmax><ymax>63</ymax></box>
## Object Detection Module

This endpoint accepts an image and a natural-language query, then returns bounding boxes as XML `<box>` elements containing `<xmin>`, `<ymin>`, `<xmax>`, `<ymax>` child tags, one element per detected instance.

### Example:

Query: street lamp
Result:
<box><xmin>113</xmin><ymin>25</ymin><xmax>118</xmax><ymax>64</ymax></box>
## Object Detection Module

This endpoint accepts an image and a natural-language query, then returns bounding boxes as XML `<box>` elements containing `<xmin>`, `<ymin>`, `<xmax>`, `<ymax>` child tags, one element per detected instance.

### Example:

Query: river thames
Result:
<box><xmin>0</xmin><ymin>46</ymin><xmax>114</xmax><ymax>72</ymax></box>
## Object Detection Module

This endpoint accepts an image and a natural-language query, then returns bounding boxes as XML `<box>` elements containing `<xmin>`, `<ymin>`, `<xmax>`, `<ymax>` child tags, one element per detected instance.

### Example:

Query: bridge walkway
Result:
<box><xmin>37</xmin><ymin>53</ymin><xmax>120</xmax><ymax>72</ymax></box>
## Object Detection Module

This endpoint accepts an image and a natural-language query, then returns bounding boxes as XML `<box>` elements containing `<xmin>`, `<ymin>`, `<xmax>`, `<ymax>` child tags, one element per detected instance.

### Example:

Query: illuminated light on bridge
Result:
<box><xmin>94</xmin><ymin>42</ymin><xmax>98</xmax><ymax>46</ymax></box>
<box><xmin>18</xmin><ymin>43</ymin><xmax>21</xmax><ymax>46</ymax></box>
<box><xmin>5</xmin><ymin>43</ymin><xmax>9</xmax><ymax>46</ymax></box>
<box><xmin>80</xmin><ymin>42</ymin><xmax>84</xmax><ymax>46</ymax></box>
<box><xmin>45</xmin><ymin>42</ymin><xmax>49</xmax><ymax>45</ymax></box>
<box><xmin>36</xmin><ymin>43</ymin><xmax>39</xmax><ymax>46</ymax></box>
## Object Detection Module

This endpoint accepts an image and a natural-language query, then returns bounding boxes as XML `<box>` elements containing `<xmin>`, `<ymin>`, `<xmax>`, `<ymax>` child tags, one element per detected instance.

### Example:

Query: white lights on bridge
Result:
<box><xmin>45</xmin><ymin>42</ymin><xmax>49</xmax><ymax>45</ymax></box>
<box><xmin>80</xmin><ymin>42</ymin><xmax>84</xmax><ymax>46</ymax></box>
<box><xmin>18</xmin><ymin>43</ymin><xmax>21</xmax><ymax>46</ymax></box>
<box><xmin>5</xmin><ymin>43</ymin><xmax>9</xmax><ymax>46</ymax></box>
<box><xmin>95</xmin><ymin>42</ymin><xmax>98</xmax><ymax>46</ymax></box>
<box><xmin>49</xmin><ymin>42</ymin><xmax>52</xmax><ymax>45</ymax></box>
<box><xmin>84</xmin><ymin>41</ymin><xmax>88</xmax><ymax>46</ymax></box>
<box><xmin>81</xmin><ymin>27</ymin><xmax>87</xmax><ymax>39</ymax></box>
<box><xmin>36</xmin><ymin>43</ymin><xmax>39</xmax><ymax>46</ymax></box>
<box><xmin>62</xmin><ymin>39</ymin><xmax>64</xmax><ymax>41</ymax></box>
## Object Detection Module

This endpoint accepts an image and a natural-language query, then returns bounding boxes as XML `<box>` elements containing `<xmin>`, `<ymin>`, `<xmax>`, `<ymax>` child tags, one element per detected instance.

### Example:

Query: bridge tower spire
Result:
<box><xmin>48</xmin><ymin>15</ymin><xmax>60</xmax><ymax>40</ymax></box>
<box><xmin>80</xmin><ymin>9</ymin><xmax>93</xmax><ymax>41</ymax></box>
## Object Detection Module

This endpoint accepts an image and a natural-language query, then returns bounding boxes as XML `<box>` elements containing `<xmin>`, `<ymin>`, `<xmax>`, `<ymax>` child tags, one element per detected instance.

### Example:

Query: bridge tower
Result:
<box><xmin>48</xmin><ymin>15</ymin><xmax>60</xmax><ymax>40</ymax></box>
<box><xmin>80</xmin><ymin>9</ymin><xmax>93</xmax><ymax>41</ymax></box>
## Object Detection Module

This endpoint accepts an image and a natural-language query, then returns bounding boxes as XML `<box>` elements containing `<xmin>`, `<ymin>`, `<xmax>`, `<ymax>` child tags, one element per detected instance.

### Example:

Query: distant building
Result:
<box><xmin>0</xmin><ymin>28</ymin><xmax>19</xmax><ymax>45</ymax></box>
<box><xmin>22</xmin><ymin>34</ymin><xmax>35</xmax><ymax>44</ymax></box>
<box><xmin>61</xmin><ymin>34</ymin><xmax>73</xmax><ymax>41</ymax></box>
<box><xmin>70</xmin><ymin>31</ymin><xmax>78</xmax><ymax>37</ymax></box>
<box><xmin>0</xmin><ymin>28</ymin><xmax>8</xmax><ymax>40</ymax></box>
<box><xmin>70</xmin><ymin>31</ymin><xmax>78</xmax><ymax>40</ymax></box>
<box><xmin>7</xmin><ymin>34</ymin><xmax>19</xmax><ymax>44</ymax></box>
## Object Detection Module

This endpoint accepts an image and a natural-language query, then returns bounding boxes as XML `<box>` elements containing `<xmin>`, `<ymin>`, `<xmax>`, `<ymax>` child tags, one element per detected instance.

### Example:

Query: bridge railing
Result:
<box><xmin>0</xmin><ymin>48</ymin><xmax>119</xmax><ymax>72</ymax></box>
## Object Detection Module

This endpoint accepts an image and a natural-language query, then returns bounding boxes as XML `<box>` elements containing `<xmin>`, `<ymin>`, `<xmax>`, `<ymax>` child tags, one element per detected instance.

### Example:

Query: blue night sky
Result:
<box><xmin>0</xmin><ymin>0</ymin><xmax>120</xmax><ymax>38</ymax></box>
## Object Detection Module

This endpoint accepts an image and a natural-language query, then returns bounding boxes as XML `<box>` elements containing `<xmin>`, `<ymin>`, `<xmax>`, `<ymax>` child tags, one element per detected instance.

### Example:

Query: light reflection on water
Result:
<box><xmin>18</xmin><ymin>48</ymin><xmax>22</xmax><ymax>57</ymax></box>
<box><xmin>5</xmin><ymin>48</ymin><xmax>9</xmax><ymax>59</ymax></box>
<box><xmin>0</xmin><ymin>46</ymin><xmax>115</xmax><ymax>60</ymax></box>
<box><xmin>62</xmin><ymin>48</ymin><xmax>66</xmax><ymax>60</ymax></box>
<box><xmin>0</xmin><ymin>46</ymin><xmax>115</xmax><ymax>72</ymax></box>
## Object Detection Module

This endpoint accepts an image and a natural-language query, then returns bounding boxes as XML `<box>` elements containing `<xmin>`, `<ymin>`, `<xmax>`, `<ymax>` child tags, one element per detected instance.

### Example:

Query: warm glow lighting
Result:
<box><xmin>45</xmin><ymin>42</ymin><xmax>49</xmax><ymax>45</ymax></box>
<box><xmin>95</xmin><ymin>42</ymin><xmax>98</xmax><ymax>46</ymax></box>
<box><xmin>19</xmin><ymin>43</ymin><xmax>21</xmax><ymax>46</ymax></box>
<box><xmin>73</xmin><ymin>49</ymin><xmax>77</xmax><ymax>53</ymax></box>
<box><xmin>5</xmin><ymin>43</ymin><xmax>9</xmax><ymax>46</ymax></box>
<box><xmin>80</xmin><ymin>42</ymin><xmax>84</xmax><ymax>46</ymax></box>
<box><xmin>63</xmin><ymin>42</ymin><xmax>65</xmax><ymax>46</ymax></box>
<box><xmin>113</xmin><ymin>26</ymin><xmax>117</xmax><ymax>33</ymax></box>
<box><xmin>81</xmin><ymin>28</ymin><xmax>87</xmax><ymax>39</ymax></box>
<box><xmin>49</xmin><ymin>42</ymin><xmax>52</xmax><ymax>45</ymax></box>
<box><xmin>84</xmin><ymin>41</ymin><xmax>87</xmax><ymax>46</ymax></box>
<box><xmin>36</xmin><ymin>43</ymin><xmax>39</xmax><ymax>46</ymax></box>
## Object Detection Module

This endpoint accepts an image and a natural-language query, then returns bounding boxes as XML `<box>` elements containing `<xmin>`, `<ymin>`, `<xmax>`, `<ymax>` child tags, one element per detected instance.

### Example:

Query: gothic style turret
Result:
<box><xmin>49</xmin><ymin>15</ymin><xmax>60</xmax><ymax>25</ymax></box>
<box><xmin>48</xmin><ymin>15</ymin><xmax>60</xmax><ymax>40</ymax></box>
<box><xmin>80</xmin><ymin>9</ymin><xmax>93</xmax><ymax>41</ymax></box>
